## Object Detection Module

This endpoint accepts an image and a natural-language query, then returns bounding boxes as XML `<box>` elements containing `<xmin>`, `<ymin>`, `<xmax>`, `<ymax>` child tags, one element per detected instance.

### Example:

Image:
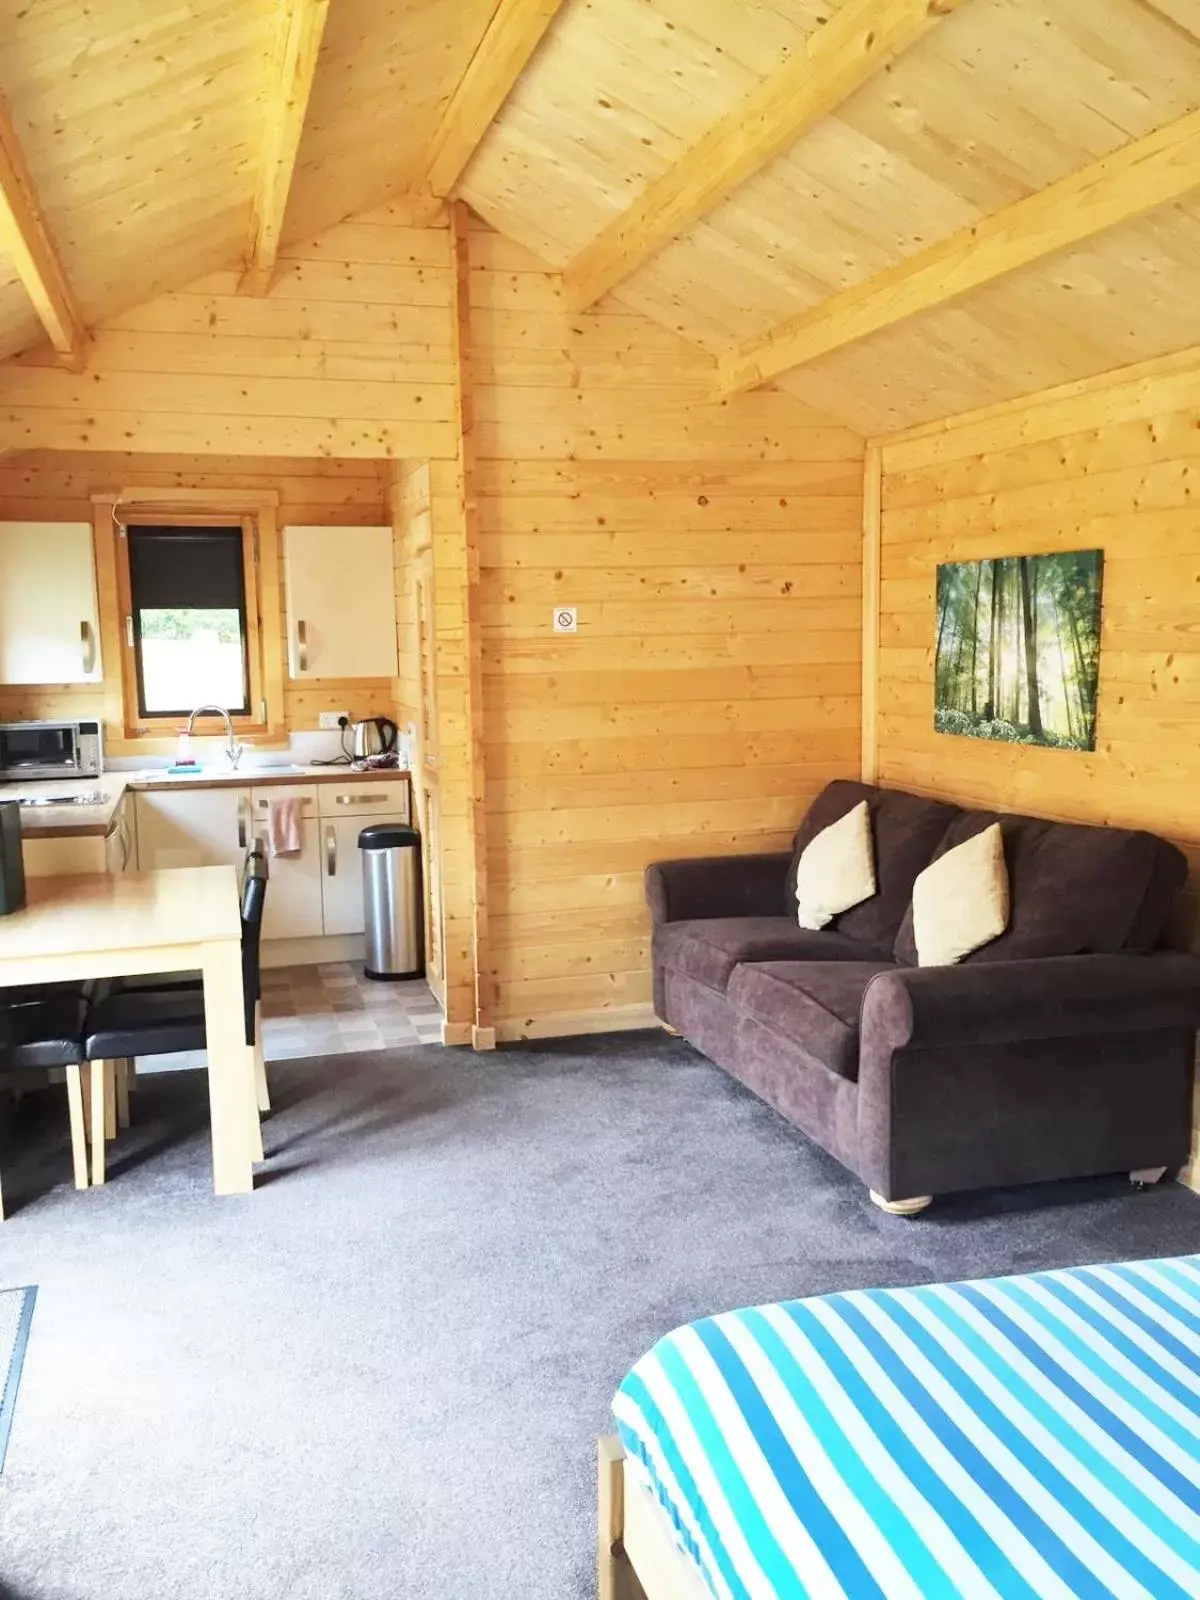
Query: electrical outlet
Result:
<box><xmin>319</xmin><ymin>711</ymin><xmax>349</xmax><ymax>730</ymax></box>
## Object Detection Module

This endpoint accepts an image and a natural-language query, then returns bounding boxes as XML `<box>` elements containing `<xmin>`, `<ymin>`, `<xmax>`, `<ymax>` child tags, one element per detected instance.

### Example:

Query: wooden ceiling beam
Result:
<box><xmin>412</xmin><ymin>0</ymin><xmax>567</xmax><ymax>220</ymax></box>
<box><xmin>0</xmin><ymin>94</ymin><xmax>87</xmax><ymax>370</ymax></box>
<box><xmin>242</xmin><ymin>0</ymin><xmax>331</xmax><ymax>295</ymax></box>
<box><xmin>562</xmin><ymin>0</ymin><xmax>966</xmax><ymax>314</ymax></box>
<box><xmin>715</xmin><ymin>106</ymin><xmax>1200</xmax><ymax>399</ymax></box>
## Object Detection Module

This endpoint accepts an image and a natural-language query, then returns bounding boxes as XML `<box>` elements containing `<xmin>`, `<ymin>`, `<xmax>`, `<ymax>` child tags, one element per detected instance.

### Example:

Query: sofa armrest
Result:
<box><xmin>645</xmin><ymin>853</ymin><xmax>791</xmax><ymax>926</ymax></box>
<box><xmin>857</xmin><ymin>953</ymin><xmax>1200</xmax><ymax>1201</ymax></box>
<box><xmin>862</xmin><ymin>952</ymin><xmax>1200</xmax><ymax>1057</ymax></box>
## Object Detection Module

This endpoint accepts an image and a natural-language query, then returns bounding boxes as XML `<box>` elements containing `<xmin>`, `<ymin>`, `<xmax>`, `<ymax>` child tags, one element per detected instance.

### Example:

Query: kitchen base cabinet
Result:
<box><xmin>320</xmin><ymin>815</ymin><xmax>369</xmax><ymax>936</ymax></box>
<box><xmin>256</xmin><ymin>817</ymin><xmax>324</xmax><ymax>940</ymax></box>
<box><xmin>130</xmin><ymin>780</ymin><xmax>413</xmax><ymax>948</ymax></box>
<box><xmin>23</xmin><ymin>798</ymin><xmax>134</xmax><ymax>878</ymax></box>
<box><xmin>134</xmin><ymin>788</ymin><xmax>250</xmax><ymax>871</ymax></box>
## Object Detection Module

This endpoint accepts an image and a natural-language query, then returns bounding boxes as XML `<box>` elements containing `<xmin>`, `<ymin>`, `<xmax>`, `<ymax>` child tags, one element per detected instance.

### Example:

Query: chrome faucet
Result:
<box><xmin>186</xmin><ymin>704</ymin><xmax>244</xmax><ymax>769</ymax></box>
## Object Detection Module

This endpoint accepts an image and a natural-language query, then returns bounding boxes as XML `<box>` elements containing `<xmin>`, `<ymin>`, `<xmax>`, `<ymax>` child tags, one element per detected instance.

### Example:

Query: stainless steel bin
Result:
<box><xmin>358</xmin><ymin>823</ymin><xmax>423</xmax><ymax>980</ymax></box>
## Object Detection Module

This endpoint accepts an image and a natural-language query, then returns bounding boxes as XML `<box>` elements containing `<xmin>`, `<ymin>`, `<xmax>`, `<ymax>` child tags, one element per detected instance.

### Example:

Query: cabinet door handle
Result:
<box><xmin>81</xmin><ymin>620</ymin><xmax>96</xmax><ymax>675</ymax></box>
<box><xmin>296</xmin><ymin>620</ymin><xmax>308</xmax><ymax>673</ymax></box>
<box><xmin>335</xmin><ymin>794</ymin><xmax>382</xmax><ymax>805</ymax></box>
<box><xmin>325</xmin><ymin>824</ymin><xmax>337</xmax><ymax>877</ymax></box>
<box><xmin>237</xmin><ymin>797</ymin><xmax>248</xmax><ymax>849</ymax></box>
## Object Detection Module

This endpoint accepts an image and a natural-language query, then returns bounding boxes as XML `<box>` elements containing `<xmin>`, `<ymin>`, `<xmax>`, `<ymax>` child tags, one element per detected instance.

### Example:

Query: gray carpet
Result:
<box><xmin>1</xmin><ymin>1032</ymin><xmax>1199</xmax><ymax>1600</ymax></box>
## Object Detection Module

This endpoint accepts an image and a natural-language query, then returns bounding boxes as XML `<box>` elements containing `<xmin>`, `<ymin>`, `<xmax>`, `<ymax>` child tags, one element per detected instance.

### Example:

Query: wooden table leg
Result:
<box><xmin>201</xmin><ymin>940</ymin><xmax>254</xmax><ymax>1196</ymax></box>
<box><xmin>65</xmin><ymin>1065</ymin><xmax>90</xmax><ymax>1190</ymax></box>
<box><xmin>253</xmin><ymin>1000</ymin><xmax>270</xmax><ymax>1113</ymax></box>
<box><xmin>91</xmin><ymin>1059</ymin><xmax>109</xmax><ymax>1186</ymax></box>
<box><xmin>115</xmin><ymin>1060</ymin><xmax>131</xmax><ymax>1130</ymax></box>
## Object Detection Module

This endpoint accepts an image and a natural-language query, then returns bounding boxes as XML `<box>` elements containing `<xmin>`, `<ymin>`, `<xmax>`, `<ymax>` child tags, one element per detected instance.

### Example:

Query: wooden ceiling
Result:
<box><xmin>0</xmin><ymin>0</ymin><xmax>1198</xmax><ymax>435</ymax></box>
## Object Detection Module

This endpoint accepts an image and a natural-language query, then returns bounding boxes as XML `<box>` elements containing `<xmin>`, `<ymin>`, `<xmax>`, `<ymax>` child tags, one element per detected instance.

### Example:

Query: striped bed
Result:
<box><xmin>612</xmin><ymin>1255</ymin><xmax>1200</xmax><ymax>1599</ymax></box>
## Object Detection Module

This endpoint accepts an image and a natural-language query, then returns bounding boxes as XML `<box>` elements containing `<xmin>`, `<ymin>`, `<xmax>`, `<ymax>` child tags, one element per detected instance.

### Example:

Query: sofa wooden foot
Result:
<box><xmin>870</xmin><ymin>1190</ymin><xmax>933</xmax><ymax>1216</ymax></box>
<box><xmin>1130</xmin><ymin>1166</ymin><xmax>1168</xmax><ymax>1188</ymax></box>
<box><xmin>661</xmin><ymin>1023</ymin><xmax>680</xmax><ymax>1037</ymax></box>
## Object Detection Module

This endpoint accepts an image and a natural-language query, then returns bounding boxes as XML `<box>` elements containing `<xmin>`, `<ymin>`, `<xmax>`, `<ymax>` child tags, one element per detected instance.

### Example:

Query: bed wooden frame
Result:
<box><xmin>598</xmin><ymin>1435</ymin><xmax>711</xmax><ymax>1600</ymax></box>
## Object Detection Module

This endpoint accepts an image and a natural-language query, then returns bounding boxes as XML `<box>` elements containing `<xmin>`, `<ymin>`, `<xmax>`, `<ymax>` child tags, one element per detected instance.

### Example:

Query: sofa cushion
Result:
<box><xmin>895</xmin><ymin>810</ymin><xmax>1187</xmax><ymax>965</ymax></box>
<box><xmin>912</xmin><ymin>822</ymin><xmax>1009</xmax><ymax>966</ymax></box>
<box><xmin>728</xmin><ymin>960</ymin><xmax>896</xmax><ymax>1081</ymax></box>
<box><xmin>655</xmin><ymin>917</ymin><xmax>888</xmax><ymax>995</ymax></box>
<box><xmin>794</xmin><ymin>800</ymin><xmax>877</xmax><ymax>930</ymax></box>
<box><xmin>786</xmin><ymin>780</ymin><xmax>959</xmax><ymax>948</ymax></box>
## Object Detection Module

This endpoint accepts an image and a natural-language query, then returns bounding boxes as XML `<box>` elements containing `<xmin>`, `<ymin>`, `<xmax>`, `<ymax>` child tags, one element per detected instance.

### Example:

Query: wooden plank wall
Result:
<box><xmin>0</xmin><ymin>214</ymin><xmax>460</xmax><ymax>461</ymax></box>
<box><xmin>0</xmin><ymin>451</ymin><xmax>394</xmax><ymax>735</ymax></box>
<box><xmin>0</xmin><ymin>204</ymin><xmax>866</xmax><ymax>1042</ymax></box>
<box><xmin>469</xmin><ymin>223</ymin><xmax>864</xmax><ymax>1039</ymax></box>
<box><xmin>874</xmin><ymin>353</ymin><xmax>1200</xmax><ymax>1178</ymax></box>
<box><xmin>876</xmin><ymin>354</ymin><xmax>1200</xmax><ymax>909</ymax></box>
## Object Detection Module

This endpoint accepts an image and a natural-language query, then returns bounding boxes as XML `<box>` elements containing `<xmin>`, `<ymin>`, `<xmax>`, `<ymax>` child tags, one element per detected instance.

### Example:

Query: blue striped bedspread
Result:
<box><xmin>612</xmin><ymin>1255</ymin><xmax>1200</xmax><ymax>1599</ymax></box>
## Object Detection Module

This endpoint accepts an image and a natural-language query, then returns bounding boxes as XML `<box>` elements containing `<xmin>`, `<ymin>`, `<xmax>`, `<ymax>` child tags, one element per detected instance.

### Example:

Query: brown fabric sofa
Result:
<box><xmin>647</xmin><ymin>780</ymin><xmax>1200</xmax><ymax>1212</ymax></box>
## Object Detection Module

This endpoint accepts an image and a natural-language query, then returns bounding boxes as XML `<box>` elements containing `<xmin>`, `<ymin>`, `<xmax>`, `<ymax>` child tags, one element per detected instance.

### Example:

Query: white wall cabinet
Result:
<box><xmin>0</xmin><ymin>521</ymin><xmax>103</xmax><ymax>684</ymax></box>
<box><xmin>283</xmin><ymin>524</ymin><xmax>398</xmax><ymax>679</ymax></box>
<box><xmin>134</xmin><ymin>787</ymin><xmax>251</xmax><ymax>871</ymax></box>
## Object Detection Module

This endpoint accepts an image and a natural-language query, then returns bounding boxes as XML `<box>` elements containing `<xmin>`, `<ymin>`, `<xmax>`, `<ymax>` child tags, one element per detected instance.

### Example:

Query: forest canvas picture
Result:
<box><xmin>934</xmin><ymin>550</ymin><xmax>1103</xmax><ymax>750</ymax></box>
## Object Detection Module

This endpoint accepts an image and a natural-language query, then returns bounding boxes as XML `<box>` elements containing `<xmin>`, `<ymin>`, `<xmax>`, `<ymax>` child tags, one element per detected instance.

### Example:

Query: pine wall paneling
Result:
<box><xmin>389</xmin><ymin>459</ymin><xmax>448</xmax><ymax>1009</ymax></box>
<box><xmin>467</xmin><ymin>223</ymin><xmax>864</xmax><ymax>1040</ymax></box>
<box><xmin>872</xmin><ymin>348</ymin><xmax>1200</xmax><ymax>1185</ymax></box>
<box><xmin>0</xmin><ymin>205</ymin><xmax>866</xmax><ymax>1041</ymax></box>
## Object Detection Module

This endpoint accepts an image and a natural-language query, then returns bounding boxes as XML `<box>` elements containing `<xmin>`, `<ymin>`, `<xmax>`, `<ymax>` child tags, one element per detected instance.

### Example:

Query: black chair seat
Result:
<box><xmin>5</xmin><ymin>980</ymin><xmax>92</xmax><ymax>1007</ymax></box>
<box><xmin>3</xmin><ymin>996</ymin><xmax>87</xmax><ymax>1071</ymax></box>
<box><xmin>83</xmin><ymin>847</ymin><xmax>266</xmax><ymax>1066</ymax></box>
<box><xmin>85</xmin><ymin>989</ymin><xmax>206</xmax><ymax>1061</ymax></box>
<box><xmin>113</xmin><ymin>971</ymin><xmax>202</xmax><ymax>994</ymax></box>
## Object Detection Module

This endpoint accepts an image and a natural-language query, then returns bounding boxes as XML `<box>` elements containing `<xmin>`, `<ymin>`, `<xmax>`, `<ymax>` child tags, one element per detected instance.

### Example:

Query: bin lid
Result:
<box><xmin>358</xmin><ymin>823</ymin><xmax>420</xmax><ymax>850</ymax></box>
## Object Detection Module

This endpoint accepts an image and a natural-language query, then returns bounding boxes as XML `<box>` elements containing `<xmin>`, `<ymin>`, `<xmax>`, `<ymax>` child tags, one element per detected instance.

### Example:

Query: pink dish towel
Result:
<box><xmin>266</xmin><ymin>797</ymin><xmax>302</xmax><ymax>858</ymax></box>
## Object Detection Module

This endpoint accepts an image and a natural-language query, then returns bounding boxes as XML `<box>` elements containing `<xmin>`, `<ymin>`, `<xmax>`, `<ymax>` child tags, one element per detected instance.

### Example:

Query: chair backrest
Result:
<box><xmin>239</xmin><ymin>852</ymin><xmax>268</xmax><ymax>1044</ymax></box>
<box><xmin>241</xmin><ymin>838</ymin><xmax>267</xmax><ymax>891</ymax></box>
<box><xmin>0</xmin><ymin>1001</ymin><xmax>14</xmax><ymax>1072</ymax></box>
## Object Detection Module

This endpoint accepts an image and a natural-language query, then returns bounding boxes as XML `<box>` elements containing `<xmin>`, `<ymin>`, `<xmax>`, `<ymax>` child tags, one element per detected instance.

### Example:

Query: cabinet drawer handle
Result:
<box><xmin>335</xmin><ymin>794</ymin><xmax>382</xmax><ymax>805</ymax></box>
<box><xmin>296</xmin><ymin>619</ymin><xmax>308</xmax><ymax>673</ymax></box>
<box><xmin>80</xmin><ymin>620</ymin><xmax>96</xmax><ymax>675</ymax></box>
<box><xmin>237</xmin><ymin>797</ymin><xmax>248</xmax><ymax>849</ymax></box>
<box><xmin>255</xmin><ymin>797</ymin><xmax>310</xmax><ymax>809</ymax></box>
<box><xmin>325</xmin><ymin>824</ymin><xmax>336</xmax><ymax>877</ymax></box>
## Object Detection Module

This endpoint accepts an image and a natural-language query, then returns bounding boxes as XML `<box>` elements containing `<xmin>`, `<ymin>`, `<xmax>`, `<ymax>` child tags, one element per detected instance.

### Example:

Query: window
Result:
<box><xmin>127</xmin><ymin>526</ymin><xmax>250</xmax><ymax>717</ymax></box>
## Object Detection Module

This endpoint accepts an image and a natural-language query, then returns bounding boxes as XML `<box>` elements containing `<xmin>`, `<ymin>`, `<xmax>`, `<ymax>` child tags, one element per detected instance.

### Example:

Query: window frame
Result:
<box><xmin>126</xmin><ymin>523</ymin><xmax>253</xmax><ymax>721</ymax></box>
<box><xmin>100</xmin><ymin>491</ymin><xmax>286</xmax><ymax>746</ymax></box>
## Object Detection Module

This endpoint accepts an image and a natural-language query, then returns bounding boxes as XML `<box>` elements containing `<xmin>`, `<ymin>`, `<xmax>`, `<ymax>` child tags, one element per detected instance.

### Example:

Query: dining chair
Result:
<box><xmin>101</xmin><ymin>842</ymin><xmax>271</xmax><ymax>1132</ymax></box>
<box><xmin>0</xmin><ymin>989</ymin><xmax>91</xmax><ymax>1218</ymax></box>
<box><xmin>82</xmin><ymin>853</ymin><xmax>269</xmax><ymax>1183</ymax></box>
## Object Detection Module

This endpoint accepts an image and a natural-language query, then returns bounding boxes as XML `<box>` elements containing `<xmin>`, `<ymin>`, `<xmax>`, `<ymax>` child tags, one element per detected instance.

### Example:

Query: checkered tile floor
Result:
<box><xmin>261</xmin><ymin>964</ymin><xmax>444</xmax><ymax>1060</ymax></box>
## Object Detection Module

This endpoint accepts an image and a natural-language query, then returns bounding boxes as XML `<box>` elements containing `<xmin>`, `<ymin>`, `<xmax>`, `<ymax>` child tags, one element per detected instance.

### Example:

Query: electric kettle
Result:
<box><xmin>350</xmin><ymin>716</ymin><xmax>398</xmax><ymax>760</ymax></box>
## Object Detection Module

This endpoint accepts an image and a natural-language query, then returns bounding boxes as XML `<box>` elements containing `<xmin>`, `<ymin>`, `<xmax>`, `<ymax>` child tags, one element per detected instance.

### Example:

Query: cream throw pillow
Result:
<box><xmin>794</xmin><ymin>800</ymin><xmax>877</xmax><ymax>931</ymax></box>
<box><xmin>912</xmin><ymin>822</ymin><xmax>1009</xmax><ymax>966</ymax></box>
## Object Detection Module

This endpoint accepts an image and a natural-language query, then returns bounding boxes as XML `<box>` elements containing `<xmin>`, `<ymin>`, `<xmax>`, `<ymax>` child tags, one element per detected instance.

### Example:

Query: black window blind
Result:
<box><xmin>128</xmin><ymin>526</ymin><xmax>246</xmax><ymax>611</ymax></box>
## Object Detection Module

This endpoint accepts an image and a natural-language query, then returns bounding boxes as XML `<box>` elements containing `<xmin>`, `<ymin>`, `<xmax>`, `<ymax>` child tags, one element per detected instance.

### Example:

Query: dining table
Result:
<box><xmin>0</xmin><ymin>864</ymin><xmax>256</xmax><ymax>1195</ymax></box>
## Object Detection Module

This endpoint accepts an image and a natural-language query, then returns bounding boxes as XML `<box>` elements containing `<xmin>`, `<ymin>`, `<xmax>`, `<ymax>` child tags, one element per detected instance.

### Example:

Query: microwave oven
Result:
<box><xmin>0</xmin><ymin>719</ymin><xmax>104</xmax><ymax>781</ymax></box>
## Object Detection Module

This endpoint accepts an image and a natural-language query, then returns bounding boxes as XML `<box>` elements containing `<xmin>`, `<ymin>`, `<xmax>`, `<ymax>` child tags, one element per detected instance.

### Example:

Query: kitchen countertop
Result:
<box><xmin>2</xmin><ymin>765</ymin><xmax>410</xmax><ymax>839</ymax></box>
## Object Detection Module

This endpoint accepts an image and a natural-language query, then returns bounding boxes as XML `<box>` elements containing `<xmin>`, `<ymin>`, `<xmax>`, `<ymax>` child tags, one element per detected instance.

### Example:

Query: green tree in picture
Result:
<box><xmin>934</xmin><ymin>549</ymin><xmax>1103</xmax><ymax>750</ymax></box>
